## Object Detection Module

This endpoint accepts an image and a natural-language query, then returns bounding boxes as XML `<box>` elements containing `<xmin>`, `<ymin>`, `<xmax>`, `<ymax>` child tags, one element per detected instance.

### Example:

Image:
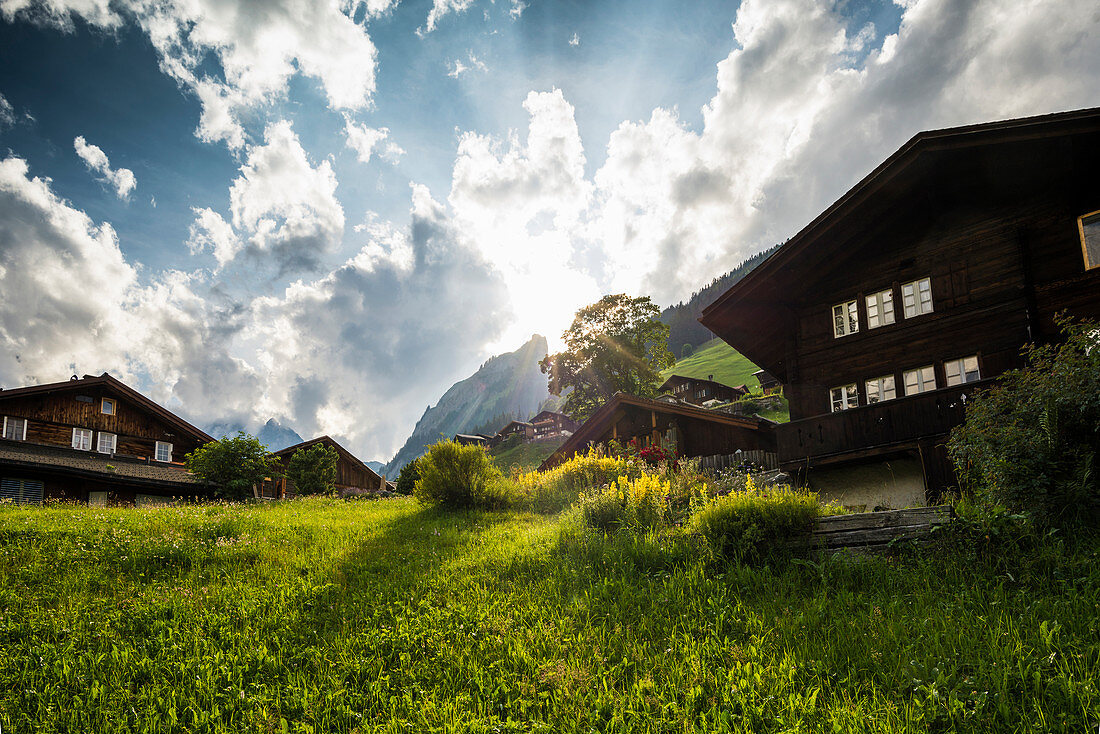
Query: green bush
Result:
<box><xmin>516</xmin><ymin>451</ymin><xmax>644</xmax><ymax>514</ymax></box>
<box><xmin>185</xmin><ymin>432</ymin><xmax>282</xmax><ymax>501</ymax></box>
<box><xmin>286</xmin><ymin>443</ymin><xmax>338</xmax><ymax>496</ymax></box>
<box><xmin>948</xmin><ymin>318</ymin><xmax>1100</xmax><ymax>530</ymax></box>
<box><xmin>394</xmin><ymin>457</ymin><xmax>421</xmax><ymax>496</ymax></box>
<box><xmin>413</xmin><ymin>440</ymin><xmax>508</xmax><ymax>510</ymax></box>
<box><xmin>688</xmin><ymin>484</ymin><xmax>822</xmax><ymax>562</ymax></box>
<box><xmin>578</xmin><ymin>474</ymin><xmax>670</xmax><ymax>533</ymax></box>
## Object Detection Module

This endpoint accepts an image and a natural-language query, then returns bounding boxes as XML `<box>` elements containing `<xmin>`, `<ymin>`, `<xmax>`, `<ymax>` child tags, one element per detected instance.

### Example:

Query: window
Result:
<box><xmin>97</xmin><ymin>432</ymin><xmax>117</xmax><ymax>454</ymax></box>
<box><xmin>830</xmin><ymin>384</ymin><xmax>859</xmax><ymax>412</ymax></box>
<box><xmin>155</xmin><ymin>441</ymin><xmax>173</xmax><ymax>463</ymax></box>
<box><xmin>901</xmin><ymin>278</ymin><xmax>933</xmax><ymax>318</ymax></box>
<box><xmin>696</xmin><ymin>388</ymin><xmax>708</xmax><ymax>399</ymax></box>
<box><xmin>865</xmin><ymin>375</ymin><xmax>897</xmax><ymax>404</ymax></box>
<box><xmin>833</xmin><ymin>300</ymin><xmax>859</xmax><ymax>337</ymax></box>
<box><xmin>2</xmin><ymin>416</ymin><xmax>27</xmax><ymax>441</ymax></box>
<box><xmin>944</xmin><ymin>355</ymin><xmax>981</xmax><ymax>386</ymax></box>
<box><xmin>865</xmin><ymin>288</ymin><xmax>895</xmax><ymax>329</ymax></box>
<box><xmin>72</xmin><ymin>428</ymin><xmax>92</xmax><ymax>451</ymax></box>
<box><xmin>101</xmin><ymin>398</ymin><xmax>116</xmax><ymax>415</ymax></box>
<box><xmin>904</xmin><ymin>365</ymin><xmax>937</xmax><ymax>396</ymax></box>
<box><xmin>0</xmin><ymin>477</ymin><xmax>44</xmax><ymax>505</ymax></box>
<box><xmin>1078</xmin><ymin>210</ymin><xmax>1100</xmax><ymax>270</ymax></box>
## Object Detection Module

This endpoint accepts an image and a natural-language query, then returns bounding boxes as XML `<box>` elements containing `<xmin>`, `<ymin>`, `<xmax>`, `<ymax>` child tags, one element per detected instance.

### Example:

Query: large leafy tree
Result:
<box><xmin>540</xmin><ymin>294</ymin><xmax>674</xmax><ymax>420</ymax></box>
<box><xmin>287</xmin><ymin>443</ymin><xmax>339</xmax><ymax>496</ymax></box>
<box><xmin>185</xmin><ymin>432</ymin><xmax>283</xmax><ymax>501</ymax></box>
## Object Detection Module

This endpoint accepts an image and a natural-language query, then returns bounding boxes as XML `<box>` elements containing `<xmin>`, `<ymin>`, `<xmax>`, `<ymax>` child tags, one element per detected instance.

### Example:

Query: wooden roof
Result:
<box><xmin>0</xmin><ymin>372</ymin><xmax>213</xmax><ymax>445</ymax></box>
<box><xmin>658</xmin><ymin>374</ymin><xmax>745</xmax><ymax>394</ymax></box>
<box><xmin>540</xmin><ymin>393</ymin><xmax>774</xmax><ymax>470</ymax></box>
<box><xmin>699</xmin><ymin>106</ymin><xmax>1100</xmax><ymax>380</ymax></box>
<box><xmin>0</xmin><ymin>440</ymin><xmax>206</xmax><ymax>489</ymax></box>
<box><xmin>273</xmin><ymin>435</ymin><xmax>383</xmax><ymax>481</ymax></box>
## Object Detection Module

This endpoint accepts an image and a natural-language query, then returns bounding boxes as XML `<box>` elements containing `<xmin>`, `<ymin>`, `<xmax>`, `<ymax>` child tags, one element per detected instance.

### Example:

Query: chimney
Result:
<box><xmin>708</xmin><ymin>374</ymin><xmax>714</xmax><ymax>382</ymax></box>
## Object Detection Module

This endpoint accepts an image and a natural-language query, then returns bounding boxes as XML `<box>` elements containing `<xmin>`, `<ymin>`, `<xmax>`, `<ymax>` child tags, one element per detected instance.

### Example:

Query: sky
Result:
<box><xmin>0</xmin><ymin>0</ymin><xmax>1098</xmax><ymax>463</ymax></box>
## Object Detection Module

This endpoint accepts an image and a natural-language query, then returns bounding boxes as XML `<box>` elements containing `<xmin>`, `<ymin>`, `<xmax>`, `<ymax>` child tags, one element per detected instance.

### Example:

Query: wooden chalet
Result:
<box><xmin>753</xmin><ymin>370</ymin><xmax>782</xmax><ymax>395</ymax></box>
<box><xmin>700</xmin><ymin>108</ymin><xmax>1100</xmax><ymax>509</ymax></box>
<box><xmin>0</xmin><ymin>373</ymin><xmax>212</xmax><ymax>505</ymax></box>
<box><xmin>540</xmin><ymin>393</ymin><xmax>776</xmax><ymax>470</ymax></box>
<box><xmin>530</xmin><ymin>411</ymin><xmax>580</xmax><ymax>440</ymax></box>
<box><xmin>452</xmin><ymin>433</ymin><xmax>491</xmax><ymax>447</ymax></box>
<box><xmin>658</xmin><ymin>374</ymin><xmax>748</xmax><ymax>406</ymax></box>
<box><xmin>270</xmin><ymin>435</ymin><xmax>384</xmax><ymax>498</ymax></box>
<box><xmin>497</xmin><ymin>420</ymin><xmax>534</xmax><ymax>442</ymax></box>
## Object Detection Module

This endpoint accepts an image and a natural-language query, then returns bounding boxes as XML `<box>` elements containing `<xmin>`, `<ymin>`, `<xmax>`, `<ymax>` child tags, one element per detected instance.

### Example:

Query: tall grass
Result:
<box><xmin>2</xmin><ymin>497</ymin><xmax>1098</xmax><ymax>732</ymax></box>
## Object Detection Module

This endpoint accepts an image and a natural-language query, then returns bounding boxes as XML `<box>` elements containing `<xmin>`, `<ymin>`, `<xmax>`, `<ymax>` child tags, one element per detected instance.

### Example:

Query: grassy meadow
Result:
<box><xmin>662</xmin><ymin>339</ymin><xmax>761</xmax><ymax>391</ymax></box>
<box><xmin>2</xmin><ymin>496</ymin><xmax>1099</xmax><ymax>732</ymax></box>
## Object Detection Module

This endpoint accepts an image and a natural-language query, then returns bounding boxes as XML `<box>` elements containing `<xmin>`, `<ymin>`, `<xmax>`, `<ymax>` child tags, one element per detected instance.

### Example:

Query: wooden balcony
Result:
<box><xmin>776</xmin><ymin>380</ymin><xmax>993</xmax><ymax>466</ymax></box>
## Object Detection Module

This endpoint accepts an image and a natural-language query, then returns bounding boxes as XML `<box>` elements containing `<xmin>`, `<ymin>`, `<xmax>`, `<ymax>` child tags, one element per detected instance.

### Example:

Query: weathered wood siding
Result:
<box><xmin>2</xmin><ymin>390</ymin><xmax>204</xmax><ymax>460</ymax></box>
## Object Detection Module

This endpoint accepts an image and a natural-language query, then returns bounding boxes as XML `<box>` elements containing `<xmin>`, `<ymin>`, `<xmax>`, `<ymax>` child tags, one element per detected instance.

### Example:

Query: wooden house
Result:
<box><xmin>270</xmin><ymin>435</ymin><xmax>384</xmax><ymax>498</ymax></box>
<box><xmin>700</xmin><ymin>108</ymin><xmax>1100</xmax><ymax>509</ymax></box>
<box><xmin>452</xmin><ymin>433</ymin><xmax>490</xmax><ymax>447</ymax></box>
<box><xmin>658</xmin><ymin>374</ymin><xmax>748</xmax><ymax>406</ymax></box>
<box><xmin>497</xmin><ymin>420</ymin><xmax>534</xmax><ymax>441</ymax></box>
<box><xmin>753</xmin><ymin>370</ymin><xmax>782</xmax><ymax>395</ymax></box>
<box><xmin>530</xmin><ymin>411</ymin><xmax>580</xmax><ymax>440</ymax></box>
<box><xmin>540</xmin><ymin>393</ymin><xmax>776</xmax><ymax>470</ymax></box>
<box><xmin>0</xmin><ymin>372</ymin><xmax>212</xmax><ymax>505</ymax></box>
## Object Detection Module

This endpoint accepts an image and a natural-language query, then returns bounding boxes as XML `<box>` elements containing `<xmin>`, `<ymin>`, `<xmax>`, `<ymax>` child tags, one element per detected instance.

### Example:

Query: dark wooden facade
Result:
<box><xmin>658</xmin><ymin>374</ymin><xmax>748</xmax><ymax>405</ymax></box>
<box><xmin>700</xmin><ymin>108</ymin><xmax>1100</xmax><ymax>502</ymax></box>
<box><xmin>530</xmin><ymin>411</ymin><xmax>580</xmax><ymax>440</ymax></box>
<box><xmin>0</xmin><ymin>373</ymin><xmax>213</xmax><ymax>504</ymax></box>
<box><xmin>540</xmin><ymin>394</ymin><xmax>776</xmax><ymax>470</ymax></box>
<box><xmin>753</xmin><ymin>370</ymin><xmax>781</xmax><ymax>395</ymax></box>
<box><xmin>271</xmin><ymin>435</ymin><xmax>384</xmax><ymax>498</ymax></box>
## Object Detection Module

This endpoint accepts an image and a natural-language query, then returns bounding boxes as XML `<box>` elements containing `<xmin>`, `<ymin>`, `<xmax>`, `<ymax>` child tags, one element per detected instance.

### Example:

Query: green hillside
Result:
<box><xmin>661</xmin><ymin>337</ymin><xmax>761</xmax><ymax>390</ymax></box>
<box><xmin>488</xmin><ymin>435</ymin><xmax>563</xmax><ymax>473</ymax></box>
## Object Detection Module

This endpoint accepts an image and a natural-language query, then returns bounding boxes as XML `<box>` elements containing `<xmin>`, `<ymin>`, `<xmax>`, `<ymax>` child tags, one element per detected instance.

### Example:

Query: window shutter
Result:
<box><xmin>1</xmin><ymin>477</ymin><xmax>44</xmax><ymax>505</ymax></box>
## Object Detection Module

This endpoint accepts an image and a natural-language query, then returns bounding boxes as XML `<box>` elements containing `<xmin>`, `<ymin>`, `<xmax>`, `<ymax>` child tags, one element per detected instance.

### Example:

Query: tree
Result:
<box><xmin>540</xmin><ymin>294</ymin><xmax>675</xmax><ymax>420</ymax></box>
<box><xmin>948</xmin><ymin>318</ymin><xmax>1100</xmax><ymax>529</ymax></box>
<box><xmin>286</xmin><ymin>443</ymin><xmax>339</xmax><ymax>496</ymax></box>
<box><xmin>185</xmin><ymin>432</ymin><xmax>283</xmax><ymax>501</ymax></box>
<box><xmin>395</xmin><ymin>456</ymin><xmax>422</xmax><ymax>496</ymax></box>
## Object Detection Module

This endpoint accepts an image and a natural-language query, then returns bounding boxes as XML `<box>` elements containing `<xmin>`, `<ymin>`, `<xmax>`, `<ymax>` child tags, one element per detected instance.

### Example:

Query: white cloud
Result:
<box><xmin>245</xmin><ymin>183</ymin><xmax>510</xmax><ymax>457</ymax></box>
<box><xmin>187</xmin><ymin>207</ymin><xmax>242</xmax><ymax>269</ymax></box>
<box><xmin>73</xmin><ymin>136</ymin><xmax>136</xmax><ymax>199</ymax></box>
<box><xmin>0</xmin><ymin>155</ymin><xmax>260</xmax><ymax>427</ymax></box>
<box><xmin>0</xmin><ymin>93</ymin><xmax>14</xmax><ymax>127</ymax></box>
<box><xmin>3</xmin><ymin>0</ymin><xmax>379</xmax><ymax>149</ymax></box>
<box><xmin>343</xmin><ymin>116</ymin><xmax>405</xmax><ymax>164</ymax></box>
<box><xmin>448</xmin><ymin>52</ymin><xmax>488</xmax><ymax>79</ymax></box>
<box><xmin>421</xmin><ymin>0</ymin><xmax>475</xmax><ymax>33</ymax></box>
<box><xmin>449</xmin><ymin>88</ymin><xmax>600</xmax><ymax>350</ymax></box>
<box><xmin>569</xmin><ymin>32</ymin><xmax>579</xmax><ymax>47</ymax></box>
<box><xmin>509</xmin><ymin>0</ymin><xmax>525</xmax><ymax>19</ymax></box>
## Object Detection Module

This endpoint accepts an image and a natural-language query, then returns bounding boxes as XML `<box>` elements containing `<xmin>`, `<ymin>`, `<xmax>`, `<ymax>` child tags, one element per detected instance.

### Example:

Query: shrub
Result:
<box><xmin>185</xmin><ymin>432</ymin><xmax>282</xmax><ymax>501</ymax></box>
<box><xmin>948</xmin><ymin>318</ymin><xmax>1100</xmax><ymax>530</ymax></box>
<box><xmin>579</xmin><ymin>474</ymin><xmax>671</xmax><ymax>533</ymax></box>
<box><xmin>286</xmin><ymin>443</ymin><xmax>339</xmax><ymax>496</ymax></box>
<box><xmin>516</xmin><ymin>450</ymin><xmax>644</xmax><ymax>514</ymax></box>
<box><xmin>394</xmin><ymin>457</ymin><xmax>421</xmax><ymax>496</ymax></box>
<box><xmin>688</xmin><ymin>480</ymin><xmax>822</xmax><ymax>562</ymax></box>
<box><xmin>414</xmin><ymin>440</ymin><xmax>506</xmax><ymax>510</ymax></box>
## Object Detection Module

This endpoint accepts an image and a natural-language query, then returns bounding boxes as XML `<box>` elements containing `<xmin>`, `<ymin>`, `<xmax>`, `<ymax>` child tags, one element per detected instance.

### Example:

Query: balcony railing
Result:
<box><xmin>776</xmin><ymin>380</ymin><xmax>993</xmax><ymax>464</ymax></box>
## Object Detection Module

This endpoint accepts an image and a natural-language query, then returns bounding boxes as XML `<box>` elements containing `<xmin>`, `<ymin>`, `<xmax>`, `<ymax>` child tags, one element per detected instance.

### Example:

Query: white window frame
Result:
<box><xmin>97</xmin><ymin>432</ymin><xmax>117</xmax><ymax>455</ymax></box>
<box><xmin>1079</xmin><ymin>209</ymin><xmax>1100</xmax><ymax>271</ymax></box>
<box><xmin>833</xmin><ymin>300</ymin><xmax>859</xmax><ymax>338</ymax></box>
<box><xmin>2</xmin><ymin>416</ymin><xmax>27</xmax><ymax>441</ymax></box>
<box><xmin>944</xmin><ymin>355</ymin><xmax>981</xmax><ymax>386</ymax></box>
<box><xmin>903</xmin><ymin>365</ymin><xmax>937</xmax><ymax>396</ymax></box>
<box><xmin>901</xmin><ymin>277</ymin><xmax>933</xmax><ymax>318</ymax></box>
<box><xmin>865</xmin><ymin>375</ymin><xmax>897</xmax><ymax>404</ymax></box>
<box><xmin>155</xmin><ymin>441</ymin><xmax>173</xmax><ymax>463</ymax></box>
<box><xmin>101</xmin><ymin>398</ymin><xmax>116</xmax><ymax>415</ymax></box>
<box><xmin>865</xmin><ymin>288</ymin><xmax>896</xmax><ymax>329</ymax></box>
<box><xmin>72</xmin><ymin>427</ymin><xmax>92</xmax><ymax>451</ymax></box>
<box><xmin>830</xmin><ymin>384</ymin><xmax>859</xmax><ymax>412</ymax></box>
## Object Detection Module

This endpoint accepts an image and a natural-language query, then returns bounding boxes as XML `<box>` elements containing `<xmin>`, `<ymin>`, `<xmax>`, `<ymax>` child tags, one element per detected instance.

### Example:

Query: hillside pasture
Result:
<box><xmin>1</xmin><ymin>498</ymin><xmax>1098</xmax><ymax>732</ymax></box>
